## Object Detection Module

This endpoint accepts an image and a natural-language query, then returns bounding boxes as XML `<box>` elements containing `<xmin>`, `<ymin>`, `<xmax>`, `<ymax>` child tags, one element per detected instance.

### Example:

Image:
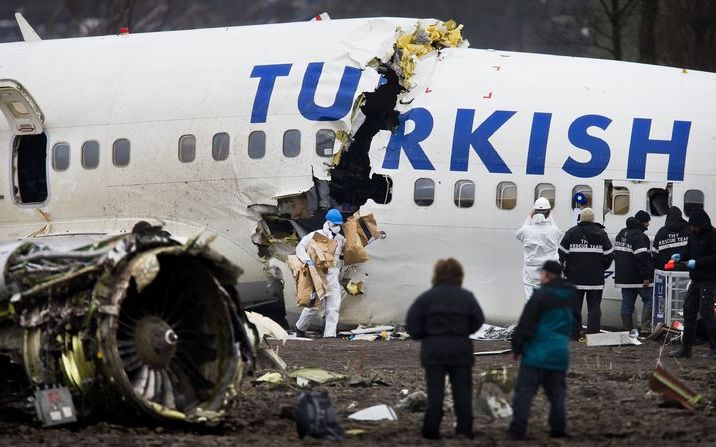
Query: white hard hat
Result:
<box><xmin>534</xmin><ymin>197</ymin><xmax>551</xmax><ymax>211</ymax></box>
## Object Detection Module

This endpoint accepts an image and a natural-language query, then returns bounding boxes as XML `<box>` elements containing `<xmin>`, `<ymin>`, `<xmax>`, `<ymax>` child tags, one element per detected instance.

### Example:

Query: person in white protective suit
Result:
<box><xmin>516</xmin><ymin>198</ymin><xmax>562</xmax><ymax>300</ymax></box>
<box><xmin>294</xmin><ymin>208</ymin><xmax>346</xmax><ymax>338</ymax></box>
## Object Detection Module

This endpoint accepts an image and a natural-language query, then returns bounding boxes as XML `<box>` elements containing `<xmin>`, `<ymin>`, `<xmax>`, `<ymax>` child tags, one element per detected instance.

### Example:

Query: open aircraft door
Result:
<box><xmin>0</xmin><ymin>80</ymin><xmax>44</xmax><ymax>135</ymax></box>
<box><xmin>1</xmin><ymin>80</ymin><xmax>49</xmax><ymax>205</ymax></box>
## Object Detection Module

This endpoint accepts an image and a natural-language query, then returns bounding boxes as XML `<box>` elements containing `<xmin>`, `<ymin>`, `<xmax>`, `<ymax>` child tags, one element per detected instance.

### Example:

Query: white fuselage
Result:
<box><xmin>0</xmin><ymin>18</ymin><xmax>714</xmax><ymax>327</ymax></box>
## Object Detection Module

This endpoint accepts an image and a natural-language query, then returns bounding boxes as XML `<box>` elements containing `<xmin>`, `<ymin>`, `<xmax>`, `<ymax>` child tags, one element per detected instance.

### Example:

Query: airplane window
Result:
<box><xmin>178</xmin><ymin>134</ymin><xmax>196</xmax><ymax>163</ymax></box>
<box><xmin>81</xmin><ymin>140</ymin><xmax>99</xmax><ymax>170</ymax></box>
<box><xmin>535</xmin><ymin>183</ymin><xmax>555</xmax><ymax>208</ymax></box>
<box><xmin>212</xmin><ymin>132</ymin><xmax>230</xmax><ymax>161</ymax></box>
<box><xmin>283</xmin><ymin>129</ymin><xmax>301</xmax><ymax>158</ymax></box>
<box><xmin>647</xmin><ymin>186</ymin><xmax>672</xmax><ymax>216</ymax></box>
<box><xmin>454</xmin><ymin>180</ymin><xmax>475</xmax><ymax>208</ymax></box>
<box><xmin>52</xmin><ymin>142</ymin><xmax>70</xmax><ymax>172</ymax></box>
<box><xmin>113</xmin><ymin>138</ymin><xmax>130</xmax><ymax>167</ymax></box>
<box><xmin>414</xmin><ymin>178</ymin><xmax>435</xmax><ymax>206</ymax></box>
<box><xmin>571</xmin><ymin>185</ymin><xmax>592</xmax><ymax>208</ymax></box>
<box><xmin>248</xmin><ymin>131</ymin><xmax>266</xmax><ymax>159</ymax></box>
<box><xmin>496</xmin><ymin>181</ymin><xmax>517</xmax><ymax>210</ymax></box>
<box><xmin>684</xmin><ymin>189</ymin><xmax>704</xmax><ymax>217</ymax></box>
<box><xmin>606</xmin><ymin>186</ymin><xmax>630</xmax><ymax>215</ymax></box>
<box><xmin>316</xmin><ymin>129</ymin><xmax>335</xmax><ymax>157</ymax></box>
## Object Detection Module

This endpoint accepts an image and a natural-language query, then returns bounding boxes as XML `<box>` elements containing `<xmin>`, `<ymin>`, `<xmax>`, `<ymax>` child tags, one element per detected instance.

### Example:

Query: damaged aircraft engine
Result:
<box><xmin>0</xmin><ymin>229</ymin><xmax>258</xmax><ymax>426</ymax></box>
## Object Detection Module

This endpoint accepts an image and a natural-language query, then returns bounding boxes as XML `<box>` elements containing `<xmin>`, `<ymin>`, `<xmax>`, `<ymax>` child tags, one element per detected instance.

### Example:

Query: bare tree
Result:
<box><xmin>657</xmin><ymin>0</ymin><xmax>716</xmax><ymax>71</ymax></box>
<box><xmin>638</xmin><ymin>0</ymin><xmax>658</xmax><ymax>64</ymax></box>
<box><xmin>589</xmin><ymin>0</ymin><xmax>639</xmax><ymax>60</ymax></box>
<box><xmin>535</xmin><ymin>0</ymin><xmax>639</xmax><ymax>61</ymax></box>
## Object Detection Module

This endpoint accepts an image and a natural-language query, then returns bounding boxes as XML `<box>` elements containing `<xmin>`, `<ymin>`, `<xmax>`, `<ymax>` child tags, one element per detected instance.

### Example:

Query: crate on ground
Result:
<box><xmin>652</xmin><ymin>270</ymin><xmax>691</xmax><ymax>331</ymax></box>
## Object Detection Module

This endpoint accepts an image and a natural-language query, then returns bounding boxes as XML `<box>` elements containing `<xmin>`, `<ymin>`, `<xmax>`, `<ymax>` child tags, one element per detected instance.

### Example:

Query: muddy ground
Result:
<box><xmin>1</xmin><ymin>337</ymin><xmax>715</xmax><ymax>446</ymax></box>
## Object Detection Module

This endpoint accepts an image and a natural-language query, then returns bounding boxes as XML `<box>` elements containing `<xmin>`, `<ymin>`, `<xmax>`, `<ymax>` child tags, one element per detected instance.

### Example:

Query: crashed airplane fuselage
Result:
<box><xmin>0</xmin><ymin>17</ymin><xmax>715</xmax><ymax>331</ymax></box>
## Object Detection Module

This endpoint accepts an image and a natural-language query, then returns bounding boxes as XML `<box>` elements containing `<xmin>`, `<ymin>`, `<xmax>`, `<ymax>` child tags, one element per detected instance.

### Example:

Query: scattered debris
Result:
<box><xmin>586</xmin><ymin>331</ymin><xmax>642</xmax><ymax>347</ymax></box>
<box><xmin>395</xmin><ymin>391</ymin><xmax>427</xmax><ymax>412</ymax></box>
<box><xmin>246</xmin><ymin>311</ymin><xmax>289</xmax><ymax>370</ymax></box>
<box><xmin>246</xmin><ymin>311</ymin><xmax>289</xmax><ymax>341</ymax></box>
<box><xmin>296</xmin><ymin>377</ymin><xmax>310</xmax><ymax>388</ymax></box>
<box><xmin>289</xmin><ymin>368</ymin><xmax>348</xmax><ymax>385</ymax></box>
<box><xmin>474</xmin><ymin>349</ymin><xmax>512</xmax><ymax>356</ymax></box>
<box><xmin>346</xmin><ymin>325</ymin><xmax>395</xmax><ymax>335</ymax></box>
<box><xmin>649</xmin><ymin>363</ymin><xmax>702</xmax><ymax>411</ymax></box>
<box><xmin>348</xmin><ymin>404</ymin><xmax>398</xmax><ymax>421</ymax></box>
<box><xmin>346</xmin><ymin>429</ymin><xmax>367</xmax><ymax>436</ymax></box>
<box><xmin>475</xmin><ymin>367</ymin><xmax>514</xmax><ymax>419</ymax></box>
<box><xmin>255</xmin><ymin>372</ymin><xmax>284</xmax><ymax>384</ymax></box>
<box><xmin>345</xmin><ymin>280</ymin><xmax>364</xmax><ymax>295</ymax></box>
<box><xmin>351</xmin><ymin>334</ymin><xmax>380</xmax><ymax>341</ymax></box>
<box><xmin>286</xmin><ymin>333</ymin><xmax>313</xmax><ymax>341</ymax></box>
<box><xmin>647</xmin><ymin>322</ymin><xmax>682</xmax><ymax>344</ymax></box>
<box><xmin>34</xmin><ymin>387</ymin><xmax>77</xmax><ymax>427</ymax></box>
<box><xmin>348</xmin><ymin>376</ymin><xmax>390</xmax><ymax>388</ymax></box>
<box><xmin>296</xmin><ymin>391</ymin><xmax>344</xmax><ymax>440</ymax></box>
<box><xmin>471</xmin><ymin>324</ymin><xmax>517</xmax><ymax>340</ymax></box>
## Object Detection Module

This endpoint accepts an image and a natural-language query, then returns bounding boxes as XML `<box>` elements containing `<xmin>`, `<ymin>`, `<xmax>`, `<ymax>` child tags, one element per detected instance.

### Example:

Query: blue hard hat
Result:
<box><xmin>325</xmin><ymin>208</ymin><xmax>344</xmax><ymax>225</ymax></box>
<box><xmin>573</xmin><ymin>192</ymin><xmax>587</xmax><ymax>205</ymax></box>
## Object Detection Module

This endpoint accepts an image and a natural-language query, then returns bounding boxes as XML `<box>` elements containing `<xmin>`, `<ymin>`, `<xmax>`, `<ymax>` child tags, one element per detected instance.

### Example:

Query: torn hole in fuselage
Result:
<box><xmin>250</xmin><ymin>65</ymin><xmax>402</xmax><ymax>262</ymax></box>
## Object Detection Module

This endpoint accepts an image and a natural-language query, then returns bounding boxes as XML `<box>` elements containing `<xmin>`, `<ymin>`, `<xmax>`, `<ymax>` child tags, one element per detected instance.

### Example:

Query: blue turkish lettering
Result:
<box><xmin>562</xmin><ymin>114</ymin><xmax>612</xmax><ymax>178</ymax></box>
<box><xmin>298</xmin><ymin>62</ymin><xmax>362</xmax><ymax>121</ymax></box>
<box><xmin>526</xmin><ymin>112</ymin><xmax>552</xmax><ymax>175</ymax></box>
<box><xmin>383</xmin><ymin>108</ymin><xmax>435</xmax><ymax>170</ymax></box>
<box><xmin>249</xmin><ymin>64</ymin><xmax>292</xmax><ymax>123</ymax></box>
<box><xmin>626</xmin><ymin>118</ymin><xmax>690</xmax><ymax>181</ymax></box>
<box><xmin>450</xmin><ymin>109</ymin><xmax>515</xmax><ymax>173</ymax></box>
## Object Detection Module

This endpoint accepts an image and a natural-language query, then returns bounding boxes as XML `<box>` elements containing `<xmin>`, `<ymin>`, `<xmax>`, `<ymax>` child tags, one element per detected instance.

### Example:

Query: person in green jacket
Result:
<box><xmin>508</xmin><ymin>260</ymin><xmax>575</xmax><ymax>440</ymax></box>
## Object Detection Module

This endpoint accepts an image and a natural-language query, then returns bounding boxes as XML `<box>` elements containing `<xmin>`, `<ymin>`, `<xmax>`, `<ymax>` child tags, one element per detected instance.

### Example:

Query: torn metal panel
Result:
<box><xmin>0</xmin><ymin>230</ymin><xmax>259</xmax><ymax>426</ymax></box>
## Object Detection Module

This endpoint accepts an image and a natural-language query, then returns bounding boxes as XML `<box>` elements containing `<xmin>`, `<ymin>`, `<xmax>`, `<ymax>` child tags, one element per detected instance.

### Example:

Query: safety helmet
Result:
<box><xmin>325</xmin><ymin>208</ymin><xmax>344</xmax><ymax>225</ymax></box>
<box><xmin>533</xmin><ymin>197</ymin><xmax>551</xmax><ymax>211</ymax></box>
<box><xmin>573</xmin><ymin>192</ymin><xmax>587</xmax><ymax>205</ymax></box>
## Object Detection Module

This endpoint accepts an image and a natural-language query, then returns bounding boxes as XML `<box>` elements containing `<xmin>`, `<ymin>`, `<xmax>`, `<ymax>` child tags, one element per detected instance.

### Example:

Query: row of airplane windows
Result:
<box><xmin>50</xmin><ymin>130</ymin><xmax>337</xmax><ymax>171</ymax></box>
<box><xmin>414</xmin><ymin>178</ymin><xmax>706</xmax><ymax>218</ymax></box>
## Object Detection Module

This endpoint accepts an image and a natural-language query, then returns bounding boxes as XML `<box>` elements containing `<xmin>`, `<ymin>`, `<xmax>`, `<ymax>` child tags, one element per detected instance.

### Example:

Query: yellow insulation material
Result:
<box><xmin>393</xmin><ymin>19</ymin><xmax>466</xmax><ymax>87</ymax></box>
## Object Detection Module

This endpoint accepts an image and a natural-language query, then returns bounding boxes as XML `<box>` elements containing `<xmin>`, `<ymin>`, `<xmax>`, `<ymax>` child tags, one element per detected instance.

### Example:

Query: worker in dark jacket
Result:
<box><xmin>406</xmin><ymin>258</ymin><xmax>485</xmax><ymax>440</ymax></box>
<box><xmin>653</xmin><ymin>206</ymin><xmax>691</xmax><ymax>270</ymax></box>
<box><xmin>508</xmin><ymin>261</ymin><xmax>575</xmax><ymax>440</ymax></box>
<box><xmin>671</xmin><ymin>209</ymin><xmax>716</xmax><ymax>359</ymax></box>
<box><xmin>559</xmin><ymin>208</ymin><xmax>613</xmax><ymax>337</ymax></box>
<box><xmin>614</xmin><ymin>211</ymin><xmax>654</xmax><ymax>334</ymax></box>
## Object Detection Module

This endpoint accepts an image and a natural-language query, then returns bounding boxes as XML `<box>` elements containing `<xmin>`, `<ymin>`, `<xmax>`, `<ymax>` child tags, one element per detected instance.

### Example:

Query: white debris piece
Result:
<box><xmin>348</xmin><ymin>404</ymin><xmax>398</xmax><ymax>421</ymax></box>
<box><xmin>586</xmin><ymin>331</ymin><xmax>643</xmax><ymax>346</ymax></box>
<box><xmin>471</xmin><ymin>324</ymin><xmax>517</xmax><ymax>340</ymax></box>
<box><xmin>246</xmin><ymin>311</ymin><xmax>289</xmax><ymax>341</ymax></box>
<box><xmin>474</xmin><ymin>349</ymin><xmax>512</xmax><ymax>356</ymax></box>
<box><xmin>341</xmin><ymin>325</ymin><xmax>395</xmax><ymax>335</ymax></box>
<box><xmin>351</xmin><ymin>334</ymin><xmax>380</xmax><ymax>341</ymax></box>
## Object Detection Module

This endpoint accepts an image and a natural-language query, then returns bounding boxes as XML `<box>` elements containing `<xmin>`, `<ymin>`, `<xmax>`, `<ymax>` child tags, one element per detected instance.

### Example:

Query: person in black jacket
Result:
<box><xmin>509</xmin><ymin>260</ymin><xmax>575</xmax><ymax>440</ymax></box>
<box><xmin>614</xmin><ymin>211</ymin><xmax>654</xmax><ymax>334</ymax></box>
<box><xmin>406</xmin><ymin>258</ymin><xmax>485</xmax><ymax>440</ymax></box>
<box><xmin>559</xmin><ymin>208</ymin><xmax>613</xmax><ymax>337</ymax></box>
<box><xmin>671</xmin><ymin>209</ymin><xmax>716</xmax><ymax>359</ymax></box>
<box><xmin>653</xmin><ymin>206</ymin><xmax>691</xmax><ymax>270</ymax></box>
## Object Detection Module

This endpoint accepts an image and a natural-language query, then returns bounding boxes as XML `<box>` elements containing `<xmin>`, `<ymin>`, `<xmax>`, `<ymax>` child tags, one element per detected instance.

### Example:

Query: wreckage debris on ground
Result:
<box><xmin>2</xmin><ymin>338</ymin><xmax>716</xmax><ymax>444</ymax></box>
<box><xmin>0</xmin><ymin>231</ymin><xmax>259</xmax><ymax>426</ymax></box>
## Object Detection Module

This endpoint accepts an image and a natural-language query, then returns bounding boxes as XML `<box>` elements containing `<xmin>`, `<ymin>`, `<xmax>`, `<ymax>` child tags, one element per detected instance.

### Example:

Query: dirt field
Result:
<box><xmin>1</xmin><ymin>337</ymin><xmax>715</xmax><ymax>446</ymax></box>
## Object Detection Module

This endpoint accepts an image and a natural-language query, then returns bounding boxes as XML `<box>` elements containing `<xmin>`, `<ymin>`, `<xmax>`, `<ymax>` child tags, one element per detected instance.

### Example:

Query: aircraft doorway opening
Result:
<box><xmin>13</xmin><ymin>133</ymin><xmax>48</xmax><ymax>204</ymax></box>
